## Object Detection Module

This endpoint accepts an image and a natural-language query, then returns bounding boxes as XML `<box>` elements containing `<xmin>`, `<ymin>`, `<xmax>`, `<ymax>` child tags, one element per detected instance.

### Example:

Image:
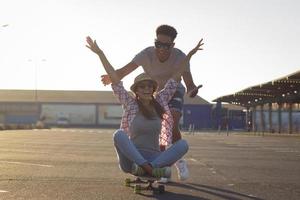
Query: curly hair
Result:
<box><xmin>156</xmin><ymin>24</ymin><xmax>178</xmax><ymax>41</ymax></box>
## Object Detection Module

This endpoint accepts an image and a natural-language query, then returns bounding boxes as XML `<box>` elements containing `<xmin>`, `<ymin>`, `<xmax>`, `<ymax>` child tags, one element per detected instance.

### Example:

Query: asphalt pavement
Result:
<box><xmin>0</xmin><ymin>129</ymin><xmax>299</xmax><ymax>200</ymax></box>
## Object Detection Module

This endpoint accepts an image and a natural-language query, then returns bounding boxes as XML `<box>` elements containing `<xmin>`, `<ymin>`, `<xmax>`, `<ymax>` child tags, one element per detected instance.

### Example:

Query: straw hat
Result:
<box><xmin>130</xmin><ymin>73</ymin><xmax>158</xmax><ymax>92</ymax></box>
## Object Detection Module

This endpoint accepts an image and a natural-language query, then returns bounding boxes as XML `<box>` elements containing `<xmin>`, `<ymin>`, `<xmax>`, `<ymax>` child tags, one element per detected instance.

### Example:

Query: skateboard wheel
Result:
<box><xmin>134</xmin><ymin>184</ymin><xmax>141</xmax><ymax>194</ymax></box>
<box><xmin>125</xmin><ymin>178</ymin><xmax>131</xmax><ymax>187</ymax></box>
<box><xmin>158</xmin><ymin>185</ymin><xmax>165</xmax><ymax>194</ymax></box>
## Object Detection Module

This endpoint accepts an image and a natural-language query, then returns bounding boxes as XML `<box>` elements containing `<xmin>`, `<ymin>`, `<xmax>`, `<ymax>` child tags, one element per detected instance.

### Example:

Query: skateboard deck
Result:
<box><xmin>124</xmin><ymin>175</ymin><xmax>165</xmax><ymax>194</ymax></box>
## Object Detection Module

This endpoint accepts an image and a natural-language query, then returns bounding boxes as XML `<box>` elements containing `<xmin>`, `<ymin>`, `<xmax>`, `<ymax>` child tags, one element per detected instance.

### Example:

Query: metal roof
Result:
<box><xmin>0</xmin><ymin>90</ymin><xmax>210</xmax><ymax>105</ymax></box>
<box><xmin>213</xmin><ymin>70</ymin><xmax>300</xmax><ymax>107</ymax></box>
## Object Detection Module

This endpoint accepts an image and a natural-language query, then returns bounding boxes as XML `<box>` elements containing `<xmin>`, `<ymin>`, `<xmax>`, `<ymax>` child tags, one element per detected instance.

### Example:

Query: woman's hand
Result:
<box><xmin>86</xmin><ymin>36</ymin><xmax>102</xmax><ymax>55</ymax></box>
<box><xmin>86</xmin><ymin>36</ymin><xmax>120</xmax><ymax>84</ymax></box>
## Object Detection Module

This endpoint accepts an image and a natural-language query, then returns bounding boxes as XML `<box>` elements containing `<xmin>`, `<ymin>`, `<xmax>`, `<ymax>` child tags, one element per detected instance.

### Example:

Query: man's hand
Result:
<box><xmin>101</xmin><ymin>74</ymin><xmax>112</xmax><ymax>86</ymax></box>
<box><xmin>185</xmin><ymin>39</ymin><xmax>204</xmax><ymax>97</ymax></box>
<box><xmin>187</xmin><ymin>84</ymin><xmax>203</xmax><ymax>98</ymax></box>
<box><xmin>86</xmin><ymin>36</ymin><xmax>102</xmax><ymax>55</ymax></box>
<box><xmin>187</xmin><ymin>38</ymin><xmax>204</xmax><ymax>57</ymax></box>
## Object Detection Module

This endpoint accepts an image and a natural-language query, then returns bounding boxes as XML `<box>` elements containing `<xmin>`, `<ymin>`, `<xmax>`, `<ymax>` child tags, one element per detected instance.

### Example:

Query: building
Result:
<box><xmin>211</xmin><ymin>103</ymin><xmax>246</xmax><ymax>131</ymax></box>
<box><xmin>0</xmin><ymin>89</ymin><xmax>211</xmax><ymax>129</ymax></box>
<box><xmin>213</xmin><ymin>70</ymin><xmax>300</xmax><ymax>133</ymax></box>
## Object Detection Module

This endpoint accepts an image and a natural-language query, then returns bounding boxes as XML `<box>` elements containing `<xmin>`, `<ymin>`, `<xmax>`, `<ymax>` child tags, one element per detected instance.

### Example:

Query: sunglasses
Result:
<box><xmin>137</xmin><ymin>81</ymin><xmax>154</xmax><ymax>89</ymax></box>
<box><xmin>154</xmin><ymin>40</ymin><xmax>172</xmax><ymax>50</ymax></box>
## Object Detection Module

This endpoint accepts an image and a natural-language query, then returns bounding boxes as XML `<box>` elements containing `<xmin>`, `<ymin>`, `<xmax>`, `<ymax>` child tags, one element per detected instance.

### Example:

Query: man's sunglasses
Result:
<box><xmin>154</xmin><ymin>40</ymin><xmax>172</xmax><ymax>50</ymax></box>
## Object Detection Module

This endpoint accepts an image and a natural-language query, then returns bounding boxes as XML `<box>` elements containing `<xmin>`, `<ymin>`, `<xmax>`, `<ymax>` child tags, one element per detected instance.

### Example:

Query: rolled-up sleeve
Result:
<box><xmin>111</xmin><ymin>82</ymin><xmax>135</xmax><ymax>107</ymax></box>
<box><xmin>157</xmin><ymin>79</ymin><xmax>178</xmax><ymax>103</ymax></box>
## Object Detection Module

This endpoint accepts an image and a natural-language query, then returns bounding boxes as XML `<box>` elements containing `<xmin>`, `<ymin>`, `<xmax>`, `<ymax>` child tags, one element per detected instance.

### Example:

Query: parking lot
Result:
<box><xmin>0</xmin><ymin>129</ymin><xmax>300</xmax><ymax>200</ymax></box>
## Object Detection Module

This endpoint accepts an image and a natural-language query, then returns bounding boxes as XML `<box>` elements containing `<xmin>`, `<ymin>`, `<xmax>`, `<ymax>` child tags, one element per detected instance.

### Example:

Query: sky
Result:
<box><xmin>0</xmin><ymin>0</ymin><xmax>299</xmax><ymax>102</ymax></box>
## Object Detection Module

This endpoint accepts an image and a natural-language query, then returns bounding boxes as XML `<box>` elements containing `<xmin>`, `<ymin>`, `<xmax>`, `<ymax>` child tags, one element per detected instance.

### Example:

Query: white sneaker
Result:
<box><xmin>158</xmin><ymin>177</ymin><xmax>171</xmax><ymax>183</ymax></box>
<box><xmin>175</xmin><ymin>159</ymin><xmax>189</xmax><ymax>181</ymax></box>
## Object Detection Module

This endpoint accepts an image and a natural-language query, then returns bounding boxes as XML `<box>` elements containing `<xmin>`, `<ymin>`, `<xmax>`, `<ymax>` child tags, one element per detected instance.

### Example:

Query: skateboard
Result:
<box><xmin>124</xmin><ymin>176</ymin><xmax>165</xmax><ymax>194</ymax></box>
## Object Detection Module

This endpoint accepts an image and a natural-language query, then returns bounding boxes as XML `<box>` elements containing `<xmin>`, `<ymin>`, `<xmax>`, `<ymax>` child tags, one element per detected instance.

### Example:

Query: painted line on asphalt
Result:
<box><xmin>209</xmin><ymin>168</ymin><xmax>217</xmax><ymax>174</ymax></box>
<box><xmin>32</xmin><ymin>128</ymin><xmax>110</xmax><ymax>134</ymax></box>
<box><xmin>275</xmin><ymin>150</ymin><xmax>299</xmax><ymax>153</ymax></box>
<box><xmin>49</xmin><ymin>129</ymin><xmax>102</xmax><ymax>134</ymax></box>
<box><xmin>0</xmin><ymin>161</ymin><xmax>54</xmax><ymax>168</ymax></box>
<box><xmin>187</xmin><ymin>158</ymin><xmax>198</xmax><ymax>162</ymax></box>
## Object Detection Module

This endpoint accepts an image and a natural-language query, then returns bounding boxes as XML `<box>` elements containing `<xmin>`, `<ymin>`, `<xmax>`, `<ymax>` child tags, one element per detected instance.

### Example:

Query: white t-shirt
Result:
<box><xmin>132</xmin><ymin>47</ymin><xmax>190</xmax><ymax>91</ymax></box>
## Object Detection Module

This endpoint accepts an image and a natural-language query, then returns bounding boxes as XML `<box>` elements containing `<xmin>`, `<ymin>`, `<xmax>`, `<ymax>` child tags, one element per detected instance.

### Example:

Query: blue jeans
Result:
<box><xmin>113</xmin><ymin>129</ymin><xmax>189</xmax><ymax>173</ymax></box>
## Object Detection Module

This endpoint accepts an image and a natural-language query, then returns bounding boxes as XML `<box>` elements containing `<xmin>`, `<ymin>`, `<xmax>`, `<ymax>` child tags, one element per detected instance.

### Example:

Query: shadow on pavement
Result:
<box><xmin>138</xmin><ymin>191</ymin><xmax>209</xmax><ymax>200</ymax></box>
<box><xmin>163</xmin><ymin>182</ymin><xmax>265</xmax><ymax>200</ymax></box>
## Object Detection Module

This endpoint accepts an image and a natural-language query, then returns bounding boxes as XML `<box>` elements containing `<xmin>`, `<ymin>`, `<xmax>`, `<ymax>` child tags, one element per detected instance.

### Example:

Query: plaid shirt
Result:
<box><xmin>111</xmin><ymin>79</ymin><xmax>178</xmax><ymax>146</ymax></box>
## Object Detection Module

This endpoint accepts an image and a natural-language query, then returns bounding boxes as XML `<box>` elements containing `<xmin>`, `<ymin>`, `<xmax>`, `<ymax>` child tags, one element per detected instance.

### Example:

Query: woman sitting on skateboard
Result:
<box><xmin>86</xmin><ymin>36</ymin><xmax>203</xmax><ymax>178</ymax></box>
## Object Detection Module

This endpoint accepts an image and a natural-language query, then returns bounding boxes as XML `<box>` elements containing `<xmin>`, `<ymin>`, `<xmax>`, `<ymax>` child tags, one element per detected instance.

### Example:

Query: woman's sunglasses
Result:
<box><xmin>137</xmin><ymin>81</ymin><xmax>154</xmax><ymax>89</ymax></box>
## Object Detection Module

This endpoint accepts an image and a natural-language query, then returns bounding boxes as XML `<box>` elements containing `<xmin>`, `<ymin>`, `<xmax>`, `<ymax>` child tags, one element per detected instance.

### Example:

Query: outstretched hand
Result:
<box><xmin>101</xmin><ymin>74</ymin><xmax>112</xmax><ymax>86</ymax></box>
<box><xmin>186</xmin><ymin>39</ymin><xmax>204</xmax><ymax>98</ymax></box>
<box><xmin>188</xmin><ymin>38</ymin><xmax>204</xmax><ymax>57</ymax></box>
<box><xmin>86</xmin><ymin>36</ymin><xmax>102</xmax><ymax>55</ymax></box>
<box><xmin>188</xmin><ymin>84</ymin><xmax>203</xmax><ymax>98</ymax></box>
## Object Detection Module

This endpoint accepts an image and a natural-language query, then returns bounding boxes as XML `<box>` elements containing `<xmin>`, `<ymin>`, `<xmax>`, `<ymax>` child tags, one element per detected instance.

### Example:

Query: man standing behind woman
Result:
<box><xmin>101</xmin><ymin>25</ymin><xmax>203</xmax><ymax>181</ymax></box>
<box><xmin>86</xmin><ymin>36</ymin><xmax>203</xmax><ymax>179</ymax></box>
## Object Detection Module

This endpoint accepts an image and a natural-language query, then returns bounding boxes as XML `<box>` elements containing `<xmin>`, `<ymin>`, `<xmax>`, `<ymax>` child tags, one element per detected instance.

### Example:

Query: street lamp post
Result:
<box><xmin>28</xmin><ymin>59</ymin><xmax>46</xmax><ymax>102</ymax></box>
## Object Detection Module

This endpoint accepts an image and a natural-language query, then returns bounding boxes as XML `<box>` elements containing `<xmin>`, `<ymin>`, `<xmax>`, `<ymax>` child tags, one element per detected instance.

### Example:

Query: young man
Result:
<box><xmin>101</xmin><ymin>25</ymin><xmax>203</xmax><ymax>181</ymax></box>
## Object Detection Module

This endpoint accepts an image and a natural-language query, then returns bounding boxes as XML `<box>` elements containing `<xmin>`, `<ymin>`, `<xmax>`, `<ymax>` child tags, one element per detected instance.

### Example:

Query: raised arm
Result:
<box><xmin>86</xmin><ymin>36</ymin><xmax>120</xmax><ymax>85</ymax></box>
<box><xmin>157</xmin><ymin>39</ymin><xmax>204</xmax><ymax>103</ymax></box>
<box><xmin>172</xmin><ymin>39</ymin><xmax>204</xmax><ymax>82</ymax></box>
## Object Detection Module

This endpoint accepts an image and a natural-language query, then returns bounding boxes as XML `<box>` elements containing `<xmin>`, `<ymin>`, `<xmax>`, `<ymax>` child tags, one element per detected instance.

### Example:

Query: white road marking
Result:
<box><xmin>275</xmin><ymin>150</ymin><xmax>299</xmax><ymax>153</ymax></box>
<box><xmin>187</xmin><ymin>158</ymin><xmax>198</xmax><ymax>162</ymax></box>
<box><xmin>38</xmin><ymin>128</ymin><xmax>105</xmax><ymax>134</ymax></box>
<box><xmin>0</xmin><ymin>161</ymin><xmax>54</xmax><ymax>168</ymax></box>
<box><xmin>0</xmin><ymin>190</ymin><xmax>8</xmax><ymax>193</ymax></box>
<box><xmin>209</xmin><ymin>168</ymin><xmax>217</xmax><ymax>174</ymax></box>
<box><xmin>248</xmin><ymin>194</ymin><xmax>257</xmax><ymax>197</ymax></box>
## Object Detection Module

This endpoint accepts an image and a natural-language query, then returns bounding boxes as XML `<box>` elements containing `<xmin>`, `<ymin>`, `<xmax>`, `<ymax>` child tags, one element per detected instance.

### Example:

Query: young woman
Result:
<box><xmin>86</xmin><ymin>36</ymin><xmax>203</xmax><ymax>178</ymax></box>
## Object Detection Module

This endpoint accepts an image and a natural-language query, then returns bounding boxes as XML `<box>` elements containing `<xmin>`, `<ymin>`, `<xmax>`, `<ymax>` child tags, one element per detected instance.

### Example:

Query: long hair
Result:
<box><xmin>136</xmin><ymin>96</ymin><xmax>165</xmax><ymax>119</ymax></box>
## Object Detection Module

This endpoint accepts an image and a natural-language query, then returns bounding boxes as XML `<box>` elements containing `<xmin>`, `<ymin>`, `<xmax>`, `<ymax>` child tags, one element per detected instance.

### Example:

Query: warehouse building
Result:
<box><xmin>213</xmin><ymin>70</ymin><xmax>300</xmax><ymax>133</ymax></box>
<box><xmin>0</xmin><ymin>89</ymin><xmax>211</xmax><ymax>129</ymax></box>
